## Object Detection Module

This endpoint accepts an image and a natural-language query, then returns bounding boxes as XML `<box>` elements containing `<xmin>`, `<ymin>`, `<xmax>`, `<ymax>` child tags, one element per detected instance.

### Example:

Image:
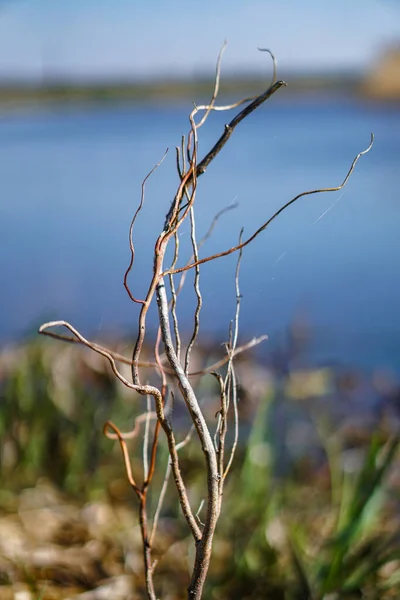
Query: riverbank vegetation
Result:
<box><xmin>1</xmin><ymin>339</ymin><xmax>400</xmax><ymax>599</ymax></box>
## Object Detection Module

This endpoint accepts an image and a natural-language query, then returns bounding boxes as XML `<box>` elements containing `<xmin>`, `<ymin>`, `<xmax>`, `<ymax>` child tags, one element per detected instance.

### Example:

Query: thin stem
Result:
<box><xmin>143</xmin><ymin>394</ymin><xmax>152</xmax><ymax>481</ymax></box>
<box><xmin>222</xmin><ymin>231</ymin><xmax>244</xmax><ymax>480</ymax></box>
<box><xmin>196</xmin><ymin>40</ymin><xmax>227</xmax><ymax>129</ymax></box>
<box><xmin>257</xmin><ymin>47</ymin><xmax>277</xmax><ymax>86</ymax></box>
<box><xmin>103</xmin><ymin>421</ymin><xmax>142</xmax><ymax>497</ymax></box>
<box><xmin>39</xmin><ymin>325</ymin><xmax>267</xmax><ymax>377</ymax></box>
<box><xmin>124</xmin><ymin>149</ymin><xmax>168</xmax><ymax>304</ymax></box>
<box><xmin>192</xmin><ymin>45</ymin><xmax>279</xmax><ymax>128</ymax></box>
<box><xmin>130</xmin><ymin>77</ymin><xmax>285</xmax><ymax>385</ymax></box>
<box><xmin>166</xmin><ymin>134</ymin><xmax>374</xmax><ymax>277</ymax></box>
<box><xmin>184</xmin><ymin>204</ymin><xmax>202</xmax><ymax>375</ymax></box>
<box><xmin>173</xmin><ymin>200</ymin><xmax>238</xmax><ymax>314</ymax></box>
<box><xmin>146</xmin><ymin>420</ymin><xmax>161</xmax><ymax>488</ymax></box>
<box><xmin>223</xmin><ymin>366</ymin><xmax>239</xmax><ymax>481</ymax></box>
<box><xmin>169</xmin><ymin>231</ymin><xmax>181</xmax><ymax>360</ymax></box>
<box><xmin>212</xmin><ymin>372</ymin><xmax>226</xmax><ymax>482</ymax></box>
<box><xmin>139</xmin><ymin>499</ymin><xmax>157</xmax><ymax>600</ymax></box>
<box><xmin>196</xmin><ymin>80</ymin><xmax>286</xmax><ymax>177</ymax></box>
<box><xmin>39</xmin><ymin>321</ymin><xmax>161</xmax><ymax>397</ymax></box>
<box><xmin>150</xmin><ymin>424</ymin><xmax>196</xmax><ymax>546</ymax></box>
<box><xmin>104</xmin><ymin>411</ymin><xmax>157</xmax><ymax>441</ymax></box>
<box><xmin>156</xmin><ymin>280</ymin><xmax>220</xmax><ymax>599</ymax></box>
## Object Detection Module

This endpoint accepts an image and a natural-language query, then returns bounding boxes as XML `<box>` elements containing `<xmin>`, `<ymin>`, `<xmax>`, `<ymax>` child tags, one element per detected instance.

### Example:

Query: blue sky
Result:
<box><xmin>0</xmin><ymin>0</ymin><xmax>399</xmax><ymax>80</ymax></box>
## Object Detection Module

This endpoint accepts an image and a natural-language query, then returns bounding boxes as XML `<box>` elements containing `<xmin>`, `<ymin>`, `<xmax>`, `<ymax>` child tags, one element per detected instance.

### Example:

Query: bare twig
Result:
<box><xmin>231</xmin><ymin>227</ymin><xmax>244</xmax><ymax>353</ymax></box>
<box><xmin>166</xmin><ymin>134</ymin><xmax>374</xmax><ymax>277</ymax></box>
<box><xmin>130</xmin><ymin>64</ymin><xmax>284</xmax><ymax>393</ymax></box>
<box><xmin>195</xmin><ymin>40</ymin><xmax>227</xmax><ymax>129</ymax></box>
<box><xmin>222</xmin><ymin>229</ymin><xmax>243</xmax><ymax>482</ymax></box>
<box><xmin>212</xmin><ymin>371</ymin><xmax>226</xmax><ymax>479</ymax></box>
<box><xmin>39</xmin><ymin>321</ymin><xmax>161</xmax><ymax>397</ymax></box>
<box><xmin>195</xmin><ymin>80</ymin><xmax>286</xmax><ymax>177</ymax></box>
<box><xmin>258</xmin><ymin>47</ymin><xmax>277</xmax><ymax>86</ymax></box>
<box><xmin>143</xmin><ymin>394</ymin><xmax>152</xmax><ymax>481</ymax></box>
<box><xmin>39</xmin><ymin>321</ymin><xmax>198</xmax><ymax>544</ymax></box>
<box><xmin>196</xmin><ymin>499</ymin><xmax>206</xmax><ymax>527</ymax></box>
<box><xmin>223</xmin><ymin>366</ymin><xmax>239</xmax><ymax>481</ymax></box>
<box><xmin>192</xmin><ymin>45</ymin><xmax>278</xmax><ymax>126</ymax></box>
<box><xmin>103</xmin><ymin>421</ymin><xmax>142</xmax><ymax>496</ymax></box>
<box><xmin>173</xmin><ymin>199</ymin><xmax>238</xmax><ymax>310</ymax></box>
<box><xmin>184</xmin><ymin>205</ymin><xmax>202</xmax><ymax>374</ymax></box>
<box><xmin>104</xmin><ymin>411</ymin><xmax>157</xmax><ymax>441</ymax></box>
<box><xmin>156</xmin><ymin>279</ymin><xmax>219</xmax><ymax>594</ymax></box>
<box><xmin>169</xmin><ymin>231</ymin><xmax>182</xmax><ymax>360</ymax></box>
<box><xmin>38</xmin><ymin>40</ymin><xmax>372</xmax><ymax>600</ymax></box>
<box><xmin>38</xmin><ymin>325</ymin><xmax>267</xmax><ymax>377</ymax></box>
<box><xmin>150</xmin><ymin>423</ymin><xmax>196</xmax><ymax>546</ymax></box>
<box><xmin>124</xmin><ymin>149</ymin><xmax>168</xmax><ymax>304</ymax></box>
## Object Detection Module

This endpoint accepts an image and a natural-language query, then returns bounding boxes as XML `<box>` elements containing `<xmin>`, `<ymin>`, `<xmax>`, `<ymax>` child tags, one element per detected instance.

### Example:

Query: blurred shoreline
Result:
<box><xmin>1</xmin><ymin>52</ymin><xmax>399</xmax><ymax>111</ymax></box>
<box><xmin>0</xmin><ymin>75</ymin><xmax>357</xmax><ymax>112</ymax></box>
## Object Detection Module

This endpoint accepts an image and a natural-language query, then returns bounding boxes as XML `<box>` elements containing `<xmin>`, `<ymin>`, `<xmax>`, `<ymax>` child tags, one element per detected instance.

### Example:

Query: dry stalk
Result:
<box><xmin>39</xmin><ymin>43</ymin><xmax>373</xmax><ymax>600</ymax></box>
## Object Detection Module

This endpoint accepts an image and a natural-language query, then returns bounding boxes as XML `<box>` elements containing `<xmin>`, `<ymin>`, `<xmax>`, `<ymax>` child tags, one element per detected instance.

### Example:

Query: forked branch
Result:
<box><xmin>166</xmin><ymin>133</ymin><xmax>374</xmax><ymax>277</ymax></box>
<box><xmin>38</xmin><ymin>41</ymin><xmax>373</xmax><ymax>600</ymax></box>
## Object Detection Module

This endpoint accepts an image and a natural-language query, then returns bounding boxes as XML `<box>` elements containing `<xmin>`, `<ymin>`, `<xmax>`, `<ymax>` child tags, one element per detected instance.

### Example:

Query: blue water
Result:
<box><xmin>1</xmin><ymin>97</ymin><xmax>399</xmax><ymax>371</ymax></box>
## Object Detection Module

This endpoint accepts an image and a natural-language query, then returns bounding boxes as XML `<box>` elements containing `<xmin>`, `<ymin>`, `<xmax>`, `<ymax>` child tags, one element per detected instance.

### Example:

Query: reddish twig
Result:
<box><xmin>38</xmin><ymin>324</ymin><xmax>267</xmax><ymax>377</ymax></box>
<box><xmin>124</xmin><ymin>149</ymin><xmax>168</xmax><ymax>305</ymax></box>
<box><xmin>165</xmin><ymin>134</ymin><xmax>374</xmax><ymax>277</ymax></box>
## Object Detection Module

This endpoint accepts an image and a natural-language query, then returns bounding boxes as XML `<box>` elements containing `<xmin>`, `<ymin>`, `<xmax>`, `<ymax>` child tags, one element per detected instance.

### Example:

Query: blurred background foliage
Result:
<box><xmin>1</xmin><ymin>338</ymin><xmax>400</xmax><ymax>599</ymax></box>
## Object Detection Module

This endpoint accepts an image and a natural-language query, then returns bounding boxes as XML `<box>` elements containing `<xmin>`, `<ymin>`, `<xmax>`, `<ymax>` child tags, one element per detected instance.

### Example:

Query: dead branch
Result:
<box><xmin>195</xmin><ymin>80</ymin><xmax>286</xmax><ymax>177</ymax></box>
<box><xmin>38</xmin><ymin>324</ymin><xmax>267</xmax><ymax>376</ymax></box>
<box><xmin>104</xmin><ymin>410</ymin><xmax>157</xmax><ymax>441</ymax></box>
<box><xmin>124</xmin><ymin>149</ymin><xmax>168</xmax><ymax>305</ymax></box>
<box><xmin>166</xmin><ymin>133</ymin><xmax>374</xmax><ymax>277</ymax></box>
<box><xmin>39</xmin><ymin>320</ymin><xmax>160</xmax><ymax>397</ymax></box>
<box><xmin>150</xmin><ymin>423</ymin><xmax>196</xmax><ymax>546</ymax></box>
<box><xmin>184</xmin><ymin>204</ymin><xmax>202</xmax><ymax>375</ymax></box>
<box><xmin>37</xmin><ymin>39</ymin><xmax>374</xmax><ymax>600</ymax></box>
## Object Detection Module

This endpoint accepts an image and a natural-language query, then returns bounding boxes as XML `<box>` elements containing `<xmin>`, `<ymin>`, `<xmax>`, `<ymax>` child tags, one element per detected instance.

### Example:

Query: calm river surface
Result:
<box><xmin>1</xmin><ymin>97</ymin><xmax>399</xmax><ymax>371</ymax></box>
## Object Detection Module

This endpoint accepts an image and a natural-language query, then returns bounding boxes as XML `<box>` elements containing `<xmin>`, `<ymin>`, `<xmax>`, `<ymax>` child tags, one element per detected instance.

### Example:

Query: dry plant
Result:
<box><xmin>39</xmin><ymin>45</ymin><xmax>373</xmax><ymax>599</ymax></box>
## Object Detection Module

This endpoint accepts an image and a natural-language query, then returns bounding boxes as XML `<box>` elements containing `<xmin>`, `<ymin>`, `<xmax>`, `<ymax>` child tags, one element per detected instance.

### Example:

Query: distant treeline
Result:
<box><xmin>0</xmin><ymin>72</ymin><xmax>363</xmax><ymax>108</ymax></box>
